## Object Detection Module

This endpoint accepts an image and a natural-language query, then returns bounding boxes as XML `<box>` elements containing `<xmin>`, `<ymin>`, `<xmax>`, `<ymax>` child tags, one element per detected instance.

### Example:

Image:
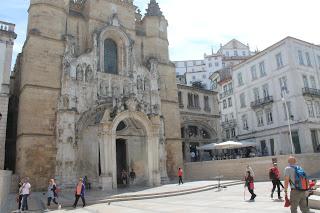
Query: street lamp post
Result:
<box><xmin>282</xmin><ymin>97</ymin><xmax>295</xmax><ymax>154</ymax></box>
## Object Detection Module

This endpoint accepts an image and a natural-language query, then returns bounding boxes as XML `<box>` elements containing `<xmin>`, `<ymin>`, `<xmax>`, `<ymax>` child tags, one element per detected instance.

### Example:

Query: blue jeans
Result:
<box><xmin>21</xmin><ymin>194</ymin><xmax>29</xmax><ymax>210</ymax></box>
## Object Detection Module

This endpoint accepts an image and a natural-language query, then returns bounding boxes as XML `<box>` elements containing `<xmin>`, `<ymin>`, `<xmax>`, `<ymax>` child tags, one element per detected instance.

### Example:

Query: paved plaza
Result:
<box><xmin>50</xmin><ymin>182</ymin><xmax>320</xmax><ymax>213</ymax></box>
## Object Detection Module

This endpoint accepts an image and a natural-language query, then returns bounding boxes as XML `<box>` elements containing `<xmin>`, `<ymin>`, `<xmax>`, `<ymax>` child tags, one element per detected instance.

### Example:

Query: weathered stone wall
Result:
<box><xmin>0</xmin><ymin>96</ymin><xmax>9</xmax><ymax>169</ymax></box>
<box><xmin>0</xmin><ymin>170</ymin><xmax>12</xmax><ymax>212</ymax></box>
<box><xmin>184</xmin><ymin>154</ymin><xmax>320</xmax><ymax>181</ymax></box>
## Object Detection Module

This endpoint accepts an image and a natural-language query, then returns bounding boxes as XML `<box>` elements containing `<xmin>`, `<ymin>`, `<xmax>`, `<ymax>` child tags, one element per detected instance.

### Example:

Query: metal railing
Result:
<box><xmin>250</xmin><ymin>96</ymin><xmax>273</xmax><ymax>109</ymax></box>
<box><xmin>221</xmin><ymin>119</ymin><xmax>237</xmax><ymax>127</ymax></box>
<box><xmin>302</xmin><ymin>87</ymin><xmax>320</xmax><ymax>97</ymax></box>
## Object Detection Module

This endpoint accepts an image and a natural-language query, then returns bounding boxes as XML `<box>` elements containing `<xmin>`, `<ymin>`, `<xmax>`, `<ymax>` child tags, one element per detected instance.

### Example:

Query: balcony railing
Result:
<box><xmin>302</xmin><ymin>87</ymin><xmax>320</xmax><ymax>97</ymax></box>
<box><xmin>221</xmin><ymin>119</ymin><xmax>237</xmax><ymax>128</ymax></box>
<box><xmin>250</xmin><ymin>96</ymin><xmax>273</xmax><ymax>109</ymax></box>
<box><xmin>219</xmin><ymin>89</ymin><xmax>233</xmax><ymax>99</ymax></box>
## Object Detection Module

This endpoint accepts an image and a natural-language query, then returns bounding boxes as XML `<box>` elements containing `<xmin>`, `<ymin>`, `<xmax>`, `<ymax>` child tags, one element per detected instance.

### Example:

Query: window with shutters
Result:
<box><xmin>104</xmin><ymin>39</ymin><xmax>118</xmax><ymax>74</ymax></box>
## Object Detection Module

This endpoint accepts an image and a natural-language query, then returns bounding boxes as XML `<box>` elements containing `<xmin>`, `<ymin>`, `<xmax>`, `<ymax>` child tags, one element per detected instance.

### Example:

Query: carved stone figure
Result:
<box><xmin>76</xmin><ymin>64</ymin><xmax>83</xmax><ymax>81</ymax></box>
<box><xmin>63</xmin><ymin>35</ymin><xmax>76</xmax><ymax>71</ymax></box>
<box><xmin>137</xmin><ymin>75</ymin><xmax>143</xmax><ymax>91</ymax></box>
<box><xmin>85</xmin><ymin>65</ymin><xmax>93</xmax><ymax>82</ymax></box>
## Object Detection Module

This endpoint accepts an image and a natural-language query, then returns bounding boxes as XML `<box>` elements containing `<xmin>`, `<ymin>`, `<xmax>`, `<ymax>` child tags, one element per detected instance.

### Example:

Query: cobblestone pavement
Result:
<box><xmin>51</xmin><ymin>182</ymin><xmax>320</xmax><ymax>213</ymax></box>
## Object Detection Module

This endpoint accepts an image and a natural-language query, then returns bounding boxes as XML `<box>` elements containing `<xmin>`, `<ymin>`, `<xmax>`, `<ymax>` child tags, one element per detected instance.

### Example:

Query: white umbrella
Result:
<box><xmin>197</xmin><ymin>143</ymin><xmax>218</xmax><ymax>150</ymax></box>
<box><xmin>213</xmin><ymin>141</ymin><xmax>244</xmax><ymax>150</ymax></box>
<box><xmin>197</xmin><ymin>141</ymin><xmax>257</xmax><ymax>150</ymax></box>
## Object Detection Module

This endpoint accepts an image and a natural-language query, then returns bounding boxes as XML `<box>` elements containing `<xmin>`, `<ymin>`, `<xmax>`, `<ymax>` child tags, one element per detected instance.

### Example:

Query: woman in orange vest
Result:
<box><xmin>178</xmin><ymin>168</ymin><xmax>183</xmax><ymax>185</ymax></box>
<box><xmin>73</xmin><ymin>178</ymin><xmax>86</xmax><ymax>208</ymax></box>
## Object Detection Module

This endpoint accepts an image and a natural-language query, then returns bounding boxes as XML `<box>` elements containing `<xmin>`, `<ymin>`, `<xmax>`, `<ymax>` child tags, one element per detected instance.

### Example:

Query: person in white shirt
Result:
<box><xmin>20</xmin><ymin>177</ymin><xmax>31</xmax><ymax>211</ymax></box>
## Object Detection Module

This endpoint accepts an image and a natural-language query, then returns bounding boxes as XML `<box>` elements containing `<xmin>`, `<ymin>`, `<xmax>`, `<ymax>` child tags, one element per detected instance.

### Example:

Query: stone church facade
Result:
<box><xmin>11</xmin><ymin>0</ymin><xmax>182</xmax><ymax>190</ymax></box>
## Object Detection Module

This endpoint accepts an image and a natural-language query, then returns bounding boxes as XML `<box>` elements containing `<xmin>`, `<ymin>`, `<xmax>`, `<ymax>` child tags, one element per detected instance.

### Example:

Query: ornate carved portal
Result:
<box><xmin>56</xmin><ymin>22</ymin><xmax>166</xmax><ymax>189</ymax></box>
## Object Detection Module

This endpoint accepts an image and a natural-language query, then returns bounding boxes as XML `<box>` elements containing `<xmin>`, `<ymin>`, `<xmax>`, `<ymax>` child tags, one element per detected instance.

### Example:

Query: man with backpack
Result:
<box><xmin>284</xmin><ymin>156</ymin><xmax>309</xmax><ymax>213</ymax></box>
<box><xmin>269</xmin><ymin>162</ymin><xmax>282</xmax><ymax>199</ymax></box>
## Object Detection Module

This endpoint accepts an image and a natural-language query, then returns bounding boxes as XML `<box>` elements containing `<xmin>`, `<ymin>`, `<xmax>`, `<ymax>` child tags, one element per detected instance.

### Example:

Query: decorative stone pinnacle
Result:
<box><xmin>145</xmin><ymin>0</ymin><xmax>163</xmax><ymax>17</ymax></box>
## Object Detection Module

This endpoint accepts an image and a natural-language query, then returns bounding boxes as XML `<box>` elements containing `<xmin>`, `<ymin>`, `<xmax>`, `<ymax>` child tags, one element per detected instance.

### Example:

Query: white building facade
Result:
<box><xmin>175</xmin><ymin>39</ymin><xmax>252</xmax><ymax>90</ymax></box>
<box><xmin>0</xmin><ymin>21</ymin><xmax>16</xmax><ymax>169</ymax></box>
<box><xmin>233</xmin><ymin>37</ymin><xmax>320</xmax><ymax>155</ymax></box>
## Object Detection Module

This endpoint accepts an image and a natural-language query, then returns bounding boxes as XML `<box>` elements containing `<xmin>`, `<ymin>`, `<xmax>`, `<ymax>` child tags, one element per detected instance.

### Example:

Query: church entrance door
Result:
<box><xmin>116</xmin><ymin>138</ymin><xmax>127</xmax><ymax>186</ymax></box>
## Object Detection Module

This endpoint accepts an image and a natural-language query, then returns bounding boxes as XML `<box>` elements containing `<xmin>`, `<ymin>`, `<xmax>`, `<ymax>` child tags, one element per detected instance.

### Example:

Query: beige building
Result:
<box><xmin>177</xmin><ymin>84</ymin><xmax>220</xmax><ymax>162</ymax></box>
<box><xmin>0</xmin><ymin>20</ymin><xmax>16</xmax><ymax>170</ymax></box>
<box><xmin>10</xmin><ymin>0</ymin><xmax>182</xmax><ymax>190</ymax></box>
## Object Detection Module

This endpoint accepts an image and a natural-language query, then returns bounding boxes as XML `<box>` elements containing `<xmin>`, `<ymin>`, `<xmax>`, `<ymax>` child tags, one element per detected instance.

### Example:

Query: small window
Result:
<box><xmin>242</xmin><ymin>51</ymin><xmax>246</xmax><ymax>56</ymax></box>
<box><xmin>256</xmin><ymin>111</ymin><xmax>264</xmax><ymax>126</ymax></box>
<box><xmin>306</xmin><ymin>52</ymin><xmax>312</xmax><ymax>66</ymax></box>
<box><xmin>192</xmin><ymin>76</ymin><xmax>196</xmax><ymax>80</ymax></box>
<box><xmin>215</xmin><ymin>62</ymin><xmax>219</xmax><ymax>67</ymax></box>
<box><xmin>234</xmin><ymin>50</ymin><xmax>238</xmax><ymax>56</ymax></box>
<box><xmin>202</xmin><ymin>74</ymin><xmax>206</xmax><ymax>79</ymax></box>
<box><xmin>298</xmin><ymin>50</ymin><xmax>304</xmax><ymax>65</ymax></box>
<box><xmin>276</xmin><ymin>53</ymin><xmax>284</xmax><ymax>69</ymax></box>
<box><xmin>228</xmin><ymin>97</ymin><xmax>232</xmax><ymax>107</ymax></box>
<box><xmin>237</xmin><ymin>73</ymin><xmax>244</xmax><ymax>86</ymax></box>
<box><xmin>259</xmin><ymin>61</ymin><xmax>266</xmax><ymax>77</ymax></box>
<box><xmin>231</xmin><ymin>128</ymin><xmax>236</xmax><ymax>137</ymax></box>
<box><xmin>251</xmin><ymin>65</ymin><xmax>258</xmax><ymax>80</ymax></box>
<box><xmin>223</xmin><ymin>100</ymin><xmax>227</xmax><ymax>109</ymax></box>
<box><xmin>209</xmin><ymin>63</ymin><xmax>212</xmax><ymax>68</ymax></box>
<box><xmin>279</xmin><ymin>76</ymin><xmax>288</xmax><ymax>96</ymax></box>
<box><xmin>242</xmin><ymin>114</ymin><xmax>248</xmax><ymax>130</ymax></box>
<box><xmin>266</xmin><ymin>110</ymin><xmax>273</xmax><ymax>124</ymax></box>
<box><xmin>307</xmin><ymin>101</ymin><xmax>315</xmax><ymax>117</ymax></box>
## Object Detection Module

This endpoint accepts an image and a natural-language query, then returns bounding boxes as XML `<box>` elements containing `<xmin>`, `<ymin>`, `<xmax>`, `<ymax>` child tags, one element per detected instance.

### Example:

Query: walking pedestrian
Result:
<box><xmin>17</xmin><ymin>179</ymin><xmax>23</xmax><ymax>211</ymax></box>
<box><xmin>246</xmin><ymin>165</ymin><xmax>255</xmax><ymax>177</ymax></box>
<box><xmin>73</xmin><ymin>178</ymin><xmax>86</xmax><ymax>208</ymax></box>
<box><xmin>129</xmin><ymin>169</ymin><xmax>136</xmax><ymax>184</ymax></box>
<box><xmin>121</xmin><ymin>169</ymin><xmax>128</xmax><ymax>185</ymax></box>
<box><xmin>178</xmin><ymin>168</ymin><xmax>183</xmax><ymax>185</ymax></box>
<box><xmin>245</xmin><ymin>171</ymin><xmax>256</xmax><ymax>201</ymax></box>
<box><xmin>46</xmin><ymin>179</ymin><xmax>59</xmax><ymax>209</ymax></box>
<box><xmin>20</xmin><ymin>177</ymin><xmax>31</xmax><ymax>211</ymax></box>
<box><xmin>269</xmin><ymin>162</ymin><xmax>282</xmax><ymax>199</ymax></box>
<box><xmin>284</xmin><ymin>156</ymin><xmax>309</xmax><ymax>213</ymax></box>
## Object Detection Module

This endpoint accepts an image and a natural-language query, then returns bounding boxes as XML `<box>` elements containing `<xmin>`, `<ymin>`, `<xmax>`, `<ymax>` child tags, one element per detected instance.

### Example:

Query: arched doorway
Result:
<box><xmin>100</xmin><ymin>110</ymin><xmax>161</xmax><ymax>189</ymax></box>
<box><xmin>115</xmin><ymin>118</ymin><xmax>148</xmax><ymax>187</ymax></box>
<box><xmin>181</xmin><ymin>122</ymin><xmax>218</xmax><ymax>162</ymax></box>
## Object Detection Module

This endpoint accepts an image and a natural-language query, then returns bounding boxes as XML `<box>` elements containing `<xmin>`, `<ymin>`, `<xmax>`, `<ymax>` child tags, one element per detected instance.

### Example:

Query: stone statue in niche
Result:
<box><xmin>123</xmin><ymin>81</ymin><xmax>130</xmax><ymax>97</ymax></box>
<box><xmin>76</xmin><ymin>64</ymin><xmax>83</xmax><ymax>81</ymax></box>
<box><xmin>144</xmin><ymin>77</ymin><xmax>150</xmax><ymax>91</ymax></box>
<box><xmin>85</xmin><ymin>65</ymin><xmax>93</xmax><ymax>82</ymax></box>
<box><xmin>147</xmin><ymin>58</ymin><xmax>159</xmax><ymax>77</ymax></box>
<box><xmin>99</xmin><ymin>81</ymin><xmax>108</xmax><ymax>96</ymax></box>
<box><xmin>137</xmin><ymin>75</ymin><xmax>143</xmax><ymax>92</ymax></box>
<box><xmin>63</xmin><ymin>96</ymin><xmax>69</xmax><ymax>109</ymax></box>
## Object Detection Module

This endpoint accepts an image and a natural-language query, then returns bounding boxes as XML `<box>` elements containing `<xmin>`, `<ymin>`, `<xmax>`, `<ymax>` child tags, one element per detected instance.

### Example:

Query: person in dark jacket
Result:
<box><xmin>73</xmin><ymin>178</ymin><xmax>86</xmax><ymax>208</ymax></box>
<box><xmin>269</xmin><ymin>163</ymin><xmax>282</xmax><ymax>199</ymax></box>
<box><xmin>245</xmin><ymin>171</ymin><xmax>256</xmax><ymax>201</ymax></box>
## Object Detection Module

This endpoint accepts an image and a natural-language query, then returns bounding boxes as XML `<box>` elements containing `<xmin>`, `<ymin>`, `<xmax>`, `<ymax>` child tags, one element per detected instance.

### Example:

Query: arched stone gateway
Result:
<box><xmin>99</xmin><ymin>110</ymin><xmax>161</xmax><ymax>189</ymax></box>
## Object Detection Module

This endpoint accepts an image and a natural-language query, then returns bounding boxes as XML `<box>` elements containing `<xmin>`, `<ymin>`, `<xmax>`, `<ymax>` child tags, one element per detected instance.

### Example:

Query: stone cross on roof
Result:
<box><xmin>145</xmin><ymin>0</ymin><xmax>163</xmax><ymax>17</ymax></box>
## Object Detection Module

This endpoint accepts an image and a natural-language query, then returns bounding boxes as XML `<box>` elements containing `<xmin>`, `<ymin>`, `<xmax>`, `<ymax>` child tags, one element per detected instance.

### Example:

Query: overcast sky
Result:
<box><xmin>1</xmin><ymin>0</ymin><xmax>319</xmax><ymax>68</ymax></box>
